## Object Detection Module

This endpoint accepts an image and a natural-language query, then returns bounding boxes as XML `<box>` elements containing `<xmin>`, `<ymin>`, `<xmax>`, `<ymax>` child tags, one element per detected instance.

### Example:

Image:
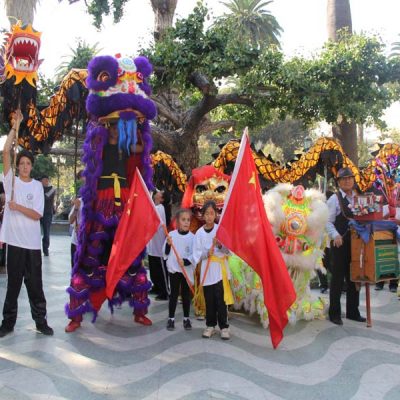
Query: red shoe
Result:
<box><xmin>65</xmin><ymin>320</ymin><xmax>81</xmax><ymax>333</ymax></box>
<box><xmin>134</xmin><ymin>315</ymin><xmax>152</xmax><ymax>326</ymax></box>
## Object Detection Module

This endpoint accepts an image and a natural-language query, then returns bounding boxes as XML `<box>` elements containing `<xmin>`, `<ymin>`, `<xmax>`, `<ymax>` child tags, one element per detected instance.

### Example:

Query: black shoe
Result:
<box><xmin>320</xmin><ymin>287</ymin><xmax>328</xmax><ymax>294</ymax></box>
<box><xmin>166</xmin><ymin>319</ymin><xmax>175</xmax><ymax>331</ymax></box>
<box><xmin>155</xmin><ymin>295</ymin><xmax>168</xmax><ymax>301</ymax></box>
<box><xmin>36</xmin><ymin>323</ymin><xmax>54</xmax><ymax>336</ymax></box>
<box><xmin>329</xmin><ymin>316</ymin><xmax>343</xmax><ymax>325</ymax></box>
<box><xmin>346</xmin><ymin>315</ymin><xmax>366</xmax><ymax>323</ymax></box>
<box><xmin>43</xmin><ymin>251</ymin><xmax>49</xmax><ymax>257</ymax></box>
<box><xmin>0</xmin><ymin>325</ymin><xmax>13</xmax><ymax>338</ymax></box>
<box><xmin>183</xmin><ymin>319</ymin><xmax>192</xmax><ymax>330</ymax></box>
<box><xmin>375</xmin><ymin>284</ymin><xmax>384</xmax><ymax>291</ymax></box>
<box><xmin>389</xmin><ymin>286</ymin><xmax>398</xmax><ymax>293</ymax></box>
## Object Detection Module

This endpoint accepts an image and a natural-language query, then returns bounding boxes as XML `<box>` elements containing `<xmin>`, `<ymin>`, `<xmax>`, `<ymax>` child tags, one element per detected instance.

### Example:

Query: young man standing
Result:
<box><xmin>326</xmin><ymin>167</ymin><xmax>366</xmax><ymax>326</ymax></box>
<box><xmin>40</xmin><ymin>175</ymin><xmax>56</xmax><ymax>256</ymax></box>
<box><xmin>0</xmin><ymin>110</ymin><xmax>53</xmax><ymax>337</ymax></box>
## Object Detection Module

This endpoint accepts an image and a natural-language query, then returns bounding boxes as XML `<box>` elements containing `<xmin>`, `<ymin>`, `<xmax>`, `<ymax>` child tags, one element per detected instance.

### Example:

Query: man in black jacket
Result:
<box><xmin>40</xmin><ymin>175</ymin><xmax>56</xmax><ymax>256</ymax></box>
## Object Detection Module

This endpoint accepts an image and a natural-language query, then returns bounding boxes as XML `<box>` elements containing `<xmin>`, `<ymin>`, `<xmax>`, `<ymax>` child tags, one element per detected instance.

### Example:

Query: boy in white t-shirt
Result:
<box><xmin>0</xmin><ymin>110</ymin><xmax>53</xmax><ymax>338</ymax></box>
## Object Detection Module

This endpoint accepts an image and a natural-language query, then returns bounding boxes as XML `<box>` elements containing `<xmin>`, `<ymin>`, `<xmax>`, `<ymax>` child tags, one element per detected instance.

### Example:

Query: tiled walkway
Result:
<box><xmin>0</xmin><ymin>235</ymin><xmax>399</xmax><ymax>399</ymax></box>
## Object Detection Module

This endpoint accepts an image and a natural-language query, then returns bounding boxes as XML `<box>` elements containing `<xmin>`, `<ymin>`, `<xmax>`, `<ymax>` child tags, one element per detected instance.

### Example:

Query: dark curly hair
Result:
<box><xmin>16</xmin><ymin>149</ymin><xmax>34</xmax><ymax>167</ymax></box>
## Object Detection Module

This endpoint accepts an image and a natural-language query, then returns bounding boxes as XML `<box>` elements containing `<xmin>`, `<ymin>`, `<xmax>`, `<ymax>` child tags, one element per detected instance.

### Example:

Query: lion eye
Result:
<box><xmin>215</xmin><ymin>185</ymin><xmax>226</xmax><ymax>193</ymax></box>
<box><xmin>97</xmin><ymin>71</ymin><xmax>111</xmax><ymax>82</ymax></box>
<box><xmin>196</xmin><ymin>185</ymin><xmax>207</xmax><ymax>193</ymax></box>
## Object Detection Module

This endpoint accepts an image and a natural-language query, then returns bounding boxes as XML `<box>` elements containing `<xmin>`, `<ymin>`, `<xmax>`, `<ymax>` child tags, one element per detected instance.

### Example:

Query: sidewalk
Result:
<box><xmin>0</xmin><ymin>234</ymin><xmax>399</xmax><ymax>400</ymax></box>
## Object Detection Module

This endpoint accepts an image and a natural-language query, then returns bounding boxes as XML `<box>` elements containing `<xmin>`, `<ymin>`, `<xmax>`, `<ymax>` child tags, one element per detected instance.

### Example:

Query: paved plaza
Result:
<box><xmin>0</xmin><ymin>234</ymin><xmax>399</xmax><ymax>400</ymax></box>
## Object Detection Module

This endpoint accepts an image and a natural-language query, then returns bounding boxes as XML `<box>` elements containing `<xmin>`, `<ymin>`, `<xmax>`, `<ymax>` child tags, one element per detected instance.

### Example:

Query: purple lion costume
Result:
<box><xmin>65</xmin><ymin>54</ymin><xmax>157</xmax><ymax>332</ymax></box>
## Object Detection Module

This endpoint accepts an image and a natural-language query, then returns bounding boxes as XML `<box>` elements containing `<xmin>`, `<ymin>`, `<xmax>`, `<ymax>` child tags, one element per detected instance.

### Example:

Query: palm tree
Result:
<box><xmin>55</xmin><ymin>40</ymin><xmax>100</xmax><ymax>82</ymax></box>
<box><xmin>327</xmin><ymin>0</ymin><xmax>352</xmax><ymax>41</ymax></box>
<box><xmin>220</xmin><ymin>0</ymin><xmax>282</xmax><ymax>48</ymax></box>
<box><xmin>4</xmin><ymin>0</ymin><xmax>39</xmax><ymax>25</ymax></box>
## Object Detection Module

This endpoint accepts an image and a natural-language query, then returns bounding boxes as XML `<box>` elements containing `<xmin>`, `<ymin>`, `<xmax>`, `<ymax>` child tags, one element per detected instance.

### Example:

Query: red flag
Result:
<box><xmin>106</xmin><ymin>169</ymin><xmax>161</xmax><ymax>299</ymax></box>
<box><xmin>216</xmin><ymin>129</ymin><xmax>296</xmax><ymax>349</ymax></box>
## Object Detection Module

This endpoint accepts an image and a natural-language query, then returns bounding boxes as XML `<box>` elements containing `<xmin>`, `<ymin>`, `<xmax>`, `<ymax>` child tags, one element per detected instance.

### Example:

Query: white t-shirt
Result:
<box><xmin>163</xmin><ymin>230</ymin><xmax>195</xmax><ymax>283</ymax></box>
<box><xmin>192</xmin><ymin>224</ymin><xmax>230</xmax><ymax>286</ymax></box>
<box><xmin>69</xmin><ymin>199</ymin><xmax>83</xmax><ymax>246</ymax></box>
<box><xmin>147</xmin><ymin>203</ymin><xmax>166</xmax><ymax>257</ymax></box>
<box><xmin>0</xmin><ymin>169</ymin><xmax>44</xmax><ymax>250</ymax></box>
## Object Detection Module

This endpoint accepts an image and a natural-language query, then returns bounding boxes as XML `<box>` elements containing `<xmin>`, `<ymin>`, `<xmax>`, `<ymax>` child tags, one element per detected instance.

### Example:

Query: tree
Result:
<box><xmin>326</xmin><ymin>0</ymin><xmax>358</xmax><ymax>164</ymax></box>
<box><xmin>31</xmin><ymin>154</ymin><xmax>57</xmax><ymax>180</ymax></box>
<box><xmin>219</xmin><ymin>0</ymin><xmax>282</xmax><ymax>48</ymax></box>
<box><xmin>55</xmin><ymin>39</ymin><xmax>100</xmax><ymax>82</ymax></box>
<box><xmin>4</xmin><ymin>0</ymin><xmax>38</xmax><ymax>25</ymax></box>
<box><xmin>150</xmin><ymin>0</ymin><xmax>178</xmax><ymax>41</ymax></box>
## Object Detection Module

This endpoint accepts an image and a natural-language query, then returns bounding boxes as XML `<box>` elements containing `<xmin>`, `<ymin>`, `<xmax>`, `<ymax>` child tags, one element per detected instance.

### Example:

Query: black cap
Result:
<box><xmin>337</xmin><ymin>167</ymin><xmax>355</xmax><ymax>179</ymax></box>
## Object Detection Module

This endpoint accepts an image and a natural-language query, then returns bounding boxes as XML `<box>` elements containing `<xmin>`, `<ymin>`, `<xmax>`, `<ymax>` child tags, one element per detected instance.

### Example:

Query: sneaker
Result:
<box><xmin>183</xmin><ymin>319</ymin><xmax>192</xmax><ymax>330</ymax></box>
<box><xmin>166</xmin><ymin>319</ymin><xmax>175</xmax><ymax>331</ymax></box>
<box><xmin>36</xmin><ymin>323</ymin><xmax>54</xmax><ymax>336</ymax></box>
<box><xmin>202</xmin><ymin>326</ymin><xmax>215</xmax><ymax>338</ymax></box>
<box><xmin>0</xmin><ymin>325</ymin><xmax>13</xmax><ymax>338</ymax></box>
<box><xmin>134</xmin><ymin>315</ymin><xmax>152</xmax><ymax>326</ymax></box>
<box><xmin>375</xmin><ymin>283</ymin><xmax>384</xmax><ymax>291</ymax></box>
<box><xmin>65</xmin><ymin>320</ymin><xmax>81</xmax><ymax>333</ymax></box>
<box><xmin>220</xmin><ymin>328</ymin><xmax>230</xmax><ymax>340</ymax></box>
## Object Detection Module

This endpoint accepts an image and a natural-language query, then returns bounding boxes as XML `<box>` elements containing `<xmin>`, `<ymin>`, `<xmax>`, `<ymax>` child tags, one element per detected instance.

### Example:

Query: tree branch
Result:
<box><xmin>189</xmin><ymin>71</ymin><xmax>217</xmax><ymax>95</ymax></box>
<box><xmin>199</xmin><ymin>119</ymin><xmax>237</xmax><ymax>135</ymax></box>
<box><xmin>151</xmin><ymin>96</ymin><xmax>182</xmax><ymax>128</ymax></box>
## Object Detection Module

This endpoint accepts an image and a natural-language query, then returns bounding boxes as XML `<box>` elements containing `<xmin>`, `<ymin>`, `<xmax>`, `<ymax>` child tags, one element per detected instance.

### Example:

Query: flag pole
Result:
<box><xmin>199</xmin><ymin>243</ymin><xmax>215</xmax><ymax>288</ymax></box>
<box><xmin>162</xmin><ymin>224</ymin><xmax>195</xmax><ymax>295</ymax></box>
<box><xmin>11</xmin><ymin>109</ymin><xmax>21</xmax><ymax>202</ymax></box>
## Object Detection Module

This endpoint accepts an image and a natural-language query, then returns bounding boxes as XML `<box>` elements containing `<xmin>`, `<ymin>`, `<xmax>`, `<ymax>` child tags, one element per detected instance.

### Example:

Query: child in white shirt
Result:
<box><xmin>192</xmin><ymin>200</ymin><xmax>233</xmax><ymax>340</ymax></box>
<box><xmin>164</xmin><ymin>209</ymin><xmax>194</xmax><ymax>330</ymax></box>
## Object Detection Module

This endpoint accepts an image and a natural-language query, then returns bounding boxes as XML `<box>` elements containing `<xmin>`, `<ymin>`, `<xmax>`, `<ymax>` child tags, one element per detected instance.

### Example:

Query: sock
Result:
<box><xmin>183</xmin><ymin>317</ymin><xmax>189</xmax><ymax>321</ymax></box>
<box><xmin>169</xmin><ymin>318</ymin><xmax>175</xmax><ymax>321</ymax></box>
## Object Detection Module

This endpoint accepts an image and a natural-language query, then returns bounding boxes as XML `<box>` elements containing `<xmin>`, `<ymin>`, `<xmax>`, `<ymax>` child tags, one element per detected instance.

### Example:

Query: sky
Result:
<box><xmin>1</xmin><ymin>0</ymin><xmax>400</xmax><ymax>133</ymax></box>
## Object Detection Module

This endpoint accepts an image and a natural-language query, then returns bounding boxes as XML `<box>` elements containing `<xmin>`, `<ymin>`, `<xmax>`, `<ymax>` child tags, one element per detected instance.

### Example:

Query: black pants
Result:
<box><xmin>40</xmin><ymin>213</ymin><xmax>52</xmax><ymax>253</ymax></box>
<box><xmin>2</xmin><ymin>245</ymin><xmax>48</xmax><ymax>328</ymax></box>
<box><xmin>318</xmin><ymin>247</ymin><xmax>331</xmax><ymax>289</ymax></box>
<box><xmin>168</xmin><ymin>272</ymin><xmax>191</xmax><ymax>318</ymax></box>
<box><xmin>71</xmin><ymin>243</ymin><xmax>77</xmax><ymax>268</ymax></box>
<box><xmin>203</xmin><ymin>280</ymin><xmax>229</xmax><ymax>329</ymax></box>
<box><xmin>329</xmin><ymin>238</ymin><xmax>360</xmax><ymax>320</ymax></box>
<box><xmin>148</xmin><ymin>255</ymin><xmax>168</xmax><ymax>296</ymax></box>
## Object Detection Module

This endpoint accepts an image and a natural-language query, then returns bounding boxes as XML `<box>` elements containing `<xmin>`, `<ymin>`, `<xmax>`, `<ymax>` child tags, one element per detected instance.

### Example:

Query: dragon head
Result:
<box><xmin>2</xmin><ymin>21</ymin><xmax>41</xmax><ymax>86</ymax></box>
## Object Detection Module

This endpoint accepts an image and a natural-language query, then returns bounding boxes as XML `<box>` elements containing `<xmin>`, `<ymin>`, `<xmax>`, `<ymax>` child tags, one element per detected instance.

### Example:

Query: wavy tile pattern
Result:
<box><xmin>0</xmin><ymin>236</ymin><xmax>399</xmax><ymax>400</ymax></box>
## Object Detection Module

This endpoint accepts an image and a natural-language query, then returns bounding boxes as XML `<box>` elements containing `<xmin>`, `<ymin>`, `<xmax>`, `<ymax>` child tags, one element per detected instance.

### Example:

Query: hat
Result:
<box><xmin>336</xmin><ymin>167</ymin><xmax>355</xmax><ymax>179</ymax></box>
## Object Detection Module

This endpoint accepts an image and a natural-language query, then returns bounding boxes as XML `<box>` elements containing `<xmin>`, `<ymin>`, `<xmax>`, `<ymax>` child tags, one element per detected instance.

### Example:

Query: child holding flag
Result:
<box><xmin>193</xmin><ymin>200</ymin><xmax>233</xmax><ymax>340</ymax></box>
<box><xmin>163</xmin><ymin>209</ymin><xmax>195</xmax><ymax>331</ymax></box>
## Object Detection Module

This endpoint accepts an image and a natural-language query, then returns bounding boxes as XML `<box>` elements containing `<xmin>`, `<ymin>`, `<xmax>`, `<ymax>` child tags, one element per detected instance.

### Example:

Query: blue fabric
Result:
<box><xmin>349</xmin><ymin>220</ymin><xmax>399</xmax><ymax>243</ymax></box>
<box><xmin>118</xmin><ymin>117</ymin><xmax>137</xmax><ymax>155</ymax></box>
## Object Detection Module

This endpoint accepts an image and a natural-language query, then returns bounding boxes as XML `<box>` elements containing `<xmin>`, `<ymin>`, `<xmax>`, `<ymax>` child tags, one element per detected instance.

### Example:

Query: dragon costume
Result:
<box><xmin>65</xmin><ymin>54</ymin><xmax>157</xmax><ymax>331</ymax></box>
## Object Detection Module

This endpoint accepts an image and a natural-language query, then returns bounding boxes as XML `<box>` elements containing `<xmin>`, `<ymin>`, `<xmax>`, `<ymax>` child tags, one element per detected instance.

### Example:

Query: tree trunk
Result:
<box><xmin>4</xmin><ymin>0</ymin><xmax>38</xmax><ymax>25</ymax></box>
<box><xmin>332</xmin><ymin>119</ymin><xmax>358</xmax><ymax>165</ymax></box>
<box><xmin>150</xmin><ymin>0</ymin><xmax>178</xmax><ymax>41</ymax></box>
<box><xmin>327</xmin><ymin>0</ymin><xmax>352</xmax><ymax>41</ymax></box>
<box><xmin>327</xmin><ymin>0</ymin><xmax>357</xmax><ymax>164</ymax></box>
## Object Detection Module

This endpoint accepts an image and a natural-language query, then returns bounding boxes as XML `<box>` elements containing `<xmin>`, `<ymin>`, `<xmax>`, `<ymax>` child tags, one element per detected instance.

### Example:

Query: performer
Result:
<box><xmin>164</xmin><ymin>209</ymin><xmax>195</xmax><ymax>331</ymax></box>
<box><xmin>192</xmin><ymin>201</ymin><xmax>233</xmax><ymax>340</ymax></box>
<box><xmin>0</xmin><ymin>110</ymin><xmax>53</xmax><ymax>337</ymax></box>
<box><xmin>326</xmin><ymin>167</ymin><xmax>366</xmax><ymax>325</ymax></box>
<box><xmin>147</xmin><ymin>190</ymin><xmax>168</xmax><ymax>300</ymax></box>
<box><xmin>65</xmin><ymin>54</ymin><xmax>157</xmax><ymax>332</ymax></box>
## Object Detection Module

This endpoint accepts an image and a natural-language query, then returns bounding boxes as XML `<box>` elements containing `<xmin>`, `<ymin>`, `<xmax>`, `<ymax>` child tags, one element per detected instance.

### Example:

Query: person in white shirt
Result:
<box><xmin>192</xmin><ymin>201</ymin><xmax>233</xmax><ymax>340</ymax></box>
<box><xmin>0</xmin><ymin>110</ymin><xmax>53</xmax><ymax>337</ymax></box>
<box><xmin>163</xmin><ymin>209</ymin><xmax>195</xmax><ymax>331</ymax></box>
<box><xmin>326</xmin><ymin>167</ymin><xmax>365</xmax><ymax>326</ymax></box>
<box><xmin>147</xmin><ymin>190</ymin><xmax>168</xmax><ymax>300</ymax></box>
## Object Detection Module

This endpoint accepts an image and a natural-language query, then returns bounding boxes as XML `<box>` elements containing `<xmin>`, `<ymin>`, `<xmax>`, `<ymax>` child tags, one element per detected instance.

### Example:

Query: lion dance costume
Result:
<box><xmin>230</xmin><ymin>184</ymin><xmax>329</xmax><ymax>327</ymax></box>
<box><xmin>65</xmin><ymin>54</ymin><xmax>157</xmax><ymax>332</ymax></box>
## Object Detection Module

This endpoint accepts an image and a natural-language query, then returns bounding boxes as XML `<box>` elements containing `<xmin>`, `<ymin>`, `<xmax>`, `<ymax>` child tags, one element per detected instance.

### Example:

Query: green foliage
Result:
<box><xmin>37</xmin><ymin>73</ymin><xmax>58</xmax><ymax>106</ymax></box>
<box><xmin>55</xmin><ymin>39</ymin><xmax>100</xmax><ymax>81</ymax></box>
<box><xmin>144</xmin><ymin>4</ymin><xmax>261</xmax><ymax>92</ymax></box>
<box><xmin>83</xmin><ymin>0</ymin><xmax>129</xmax><ymax>29</ymax></box>
<box><xmin>31</xmin><ymin>155</ymin><xmax>57</xmax><ymax>180</ymax></box>
<box><xmin>219</xmin><ymin>0</ymin><xmax>282</xmax><ymax>48</ymax></box>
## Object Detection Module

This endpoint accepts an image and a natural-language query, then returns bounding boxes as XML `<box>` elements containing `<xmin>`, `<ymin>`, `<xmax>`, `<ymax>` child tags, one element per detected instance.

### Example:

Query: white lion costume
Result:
<box><xmin>230</xmin><ymin>183</ymin><xmax>329</xmax><ymax>327</ymax></box>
